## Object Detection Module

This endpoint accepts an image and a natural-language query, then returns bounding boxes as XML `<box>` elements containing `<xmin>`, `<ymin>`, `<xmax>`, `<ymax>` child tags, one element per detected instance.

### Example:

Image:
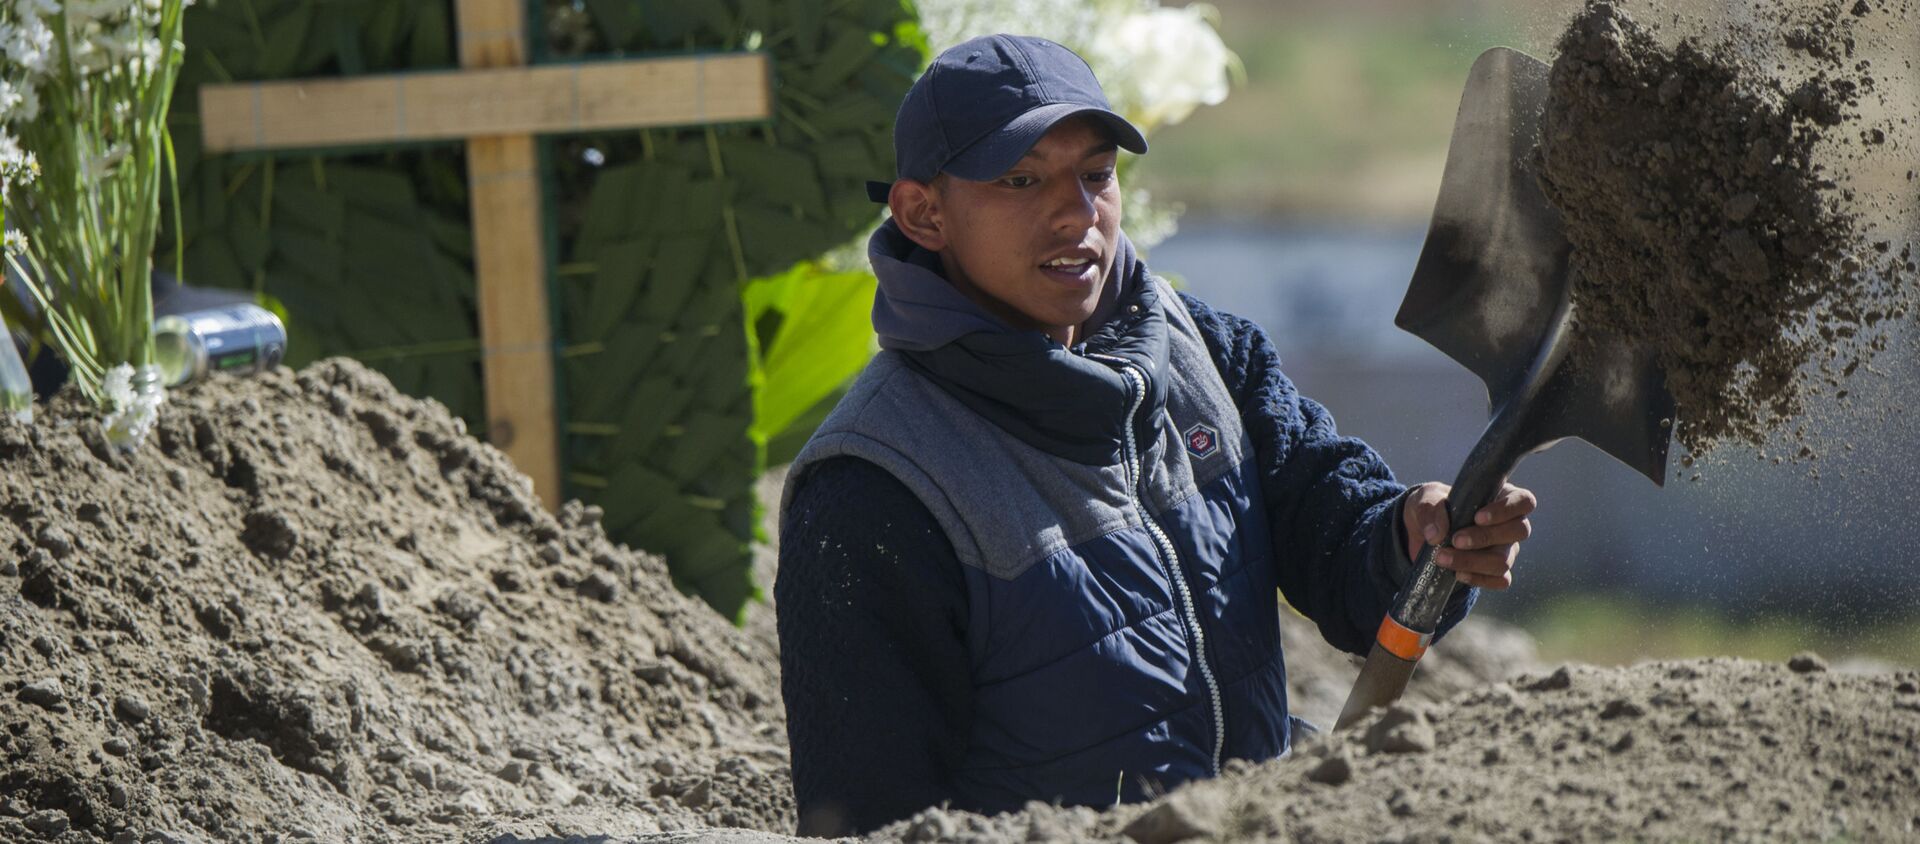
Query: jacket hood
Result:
<box><xmin>865</xmin><ymin>218</ymin><xmax>1168</xmax><ymax>466</ymax></box>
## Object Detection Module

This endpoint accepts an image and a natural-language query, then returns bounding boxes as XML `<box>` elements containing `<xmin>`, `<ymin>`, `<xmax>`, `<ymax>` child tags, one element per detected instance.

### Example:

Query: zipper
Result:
<box><xmin>1092</xmin><ymin>354</ymin><xmax>1226</xmax><ymax>777</ymax></box>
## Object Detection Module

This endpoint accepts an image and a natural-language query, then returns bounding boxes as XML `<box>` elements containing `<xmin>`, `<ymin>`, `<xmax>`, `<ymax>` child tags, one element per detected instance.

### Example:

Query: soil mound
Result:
<box><xmin>1538</xmin><ymin>0</ymin><xmax>1918</xmax><ymax>460</ymax></box>
<box><xmin>867</xmin><ymin>658</ymin><xmax>1920</xmax><ymax>843</ymax></box>
<box><xmin>0</xmin><ymin>360</ymin><xmax>790</xmax><ymax>843</ymax></box>
<box><xmin>5</xmin><ymin>362</ymin><xmax>1911</xmax><ymax>844</ymax></box>
<box><xmin>0</xmin><ymin>361</ymin><xmax>1538</xmax><ymax>844</ymax></box>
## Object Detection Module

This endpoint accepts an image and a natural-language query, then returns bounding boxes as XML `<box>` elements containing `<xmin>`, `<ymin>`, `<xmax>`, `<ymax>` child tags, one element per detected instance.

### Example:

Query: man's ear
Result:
<box><xmin>888</xmin><ymin>178</ymin><xmax>946</xmax><ymax>252</ymax></box>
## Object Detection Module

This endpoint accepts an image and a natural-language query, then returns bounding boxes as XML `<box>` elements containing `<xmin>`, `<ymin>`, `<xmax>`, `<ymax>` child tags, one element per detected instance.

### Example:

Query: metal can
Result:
<box><xmin>154</xmin><ymin>304</ymin><xmax>287</xmax><ymax>387</ymax></box>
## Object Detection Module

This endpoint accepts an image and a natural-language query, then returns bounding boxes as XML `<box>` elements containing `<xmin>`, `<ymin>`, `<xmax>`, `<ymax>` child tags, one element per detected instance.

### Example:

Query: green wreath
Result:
<box><xmin>165</xmin><ymin>0</ymin><xmax>921</xmax><ymax>619</ymax></box>
<box><xmin>548</xmin><ymin>0</ymin><xmax>921</xmax><ymax>618</ymax></box>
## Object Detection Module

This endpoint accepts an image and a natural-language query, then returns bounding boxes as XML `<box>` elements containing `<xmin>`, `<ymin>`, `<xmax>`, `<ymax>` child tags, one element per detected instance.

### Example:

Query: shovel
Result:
<box><xmin>1331</xmin><ymin>47</ymin><xmax>1676</xmax><ymax>731</ymax></box>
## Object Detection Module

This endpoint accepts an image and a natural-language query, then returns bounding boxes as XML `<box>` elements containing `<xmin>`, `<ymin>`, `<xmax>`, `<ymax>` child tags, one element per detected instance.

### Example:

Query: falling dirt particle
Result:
<box><xmin>1789</xmin><ymin>652</ymin><xmax>1831</xmax><ymax>673</ymax></box>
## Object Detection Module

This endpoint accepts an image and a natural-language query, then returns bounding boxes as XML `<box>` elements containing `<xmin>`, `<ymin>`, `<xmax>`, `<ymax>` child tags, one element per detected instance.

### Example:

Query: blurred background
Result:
<box><xmin>1132</xmin><ymin>0</ymin><xmax>1920</xmax><ymax>666</ymax></box>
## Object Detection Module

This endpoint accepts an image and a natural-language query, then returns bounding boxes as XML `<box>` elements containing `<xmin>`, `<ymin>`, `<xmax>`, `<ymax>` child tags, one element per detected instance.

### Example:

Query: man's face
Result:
<box><xmin>894</xmin><ymin>116</ymin><xmax>1124</xmax><ymax>345</ymax></box>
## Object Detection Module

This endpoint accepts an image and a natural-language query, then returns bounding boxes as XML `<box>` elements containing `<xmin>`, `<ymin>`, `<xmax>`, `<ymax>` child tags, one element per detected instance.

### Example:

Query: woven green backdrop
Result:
<box><xmin>161</xmin><ymin>1</ymin><xmax>484</xmax><ymax>429</ymax></box>
<box><xmin>164</xmin><ymin>0</ymin><xmax>919</xmax><ymax>619</ymax></box>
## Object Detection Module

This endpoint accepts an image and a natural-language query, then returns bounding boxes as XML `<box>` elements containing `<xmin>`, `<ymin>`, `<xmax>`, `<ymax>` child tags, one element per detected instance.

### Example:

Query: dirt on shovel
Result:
<box><xmin>1537</xmin><ymin>0</ymin><xmax>1919</xmax><ymax>463</ymax></box>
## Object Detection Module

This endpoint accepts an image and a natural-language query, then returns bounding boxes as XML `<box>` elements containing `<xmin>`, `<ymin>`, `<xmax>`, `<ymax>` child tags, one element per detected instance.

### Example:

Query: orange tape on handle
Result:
<box><xmin>1376</xmin><ymin>615</ymin><xmax>1432</xmax><ymax>661</ymax></box>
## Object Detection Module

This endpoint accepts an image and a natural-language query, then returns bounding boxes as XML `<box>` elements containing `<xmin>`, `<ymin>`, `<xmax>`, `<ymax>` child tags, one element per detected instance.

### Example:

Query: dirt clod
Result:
<box><xmin>1526</xmin><ymin>665</ymin><xmax>1576</xmax><ymax>691</ymax></box>
<box><xmin>1120</xmin><ymin>790</ymin><xmax>1225</xmax><ymax>844</ymax></box>
<box><xmin>1790</xmin><ymin>651</ymin><xmax>1831</xmax><ymax>672</ymax></box>
<box><xmin>1364</xmin><ymin>704</ymin><xmax>1438</xmax><ymax>754</ymax></box>
<box><xmin>1305</xmin><ymin>751</ymin><xmax>1355</xmax><ymax>786</ymax></box>
<box><xmin>16</xmin><ymin>678</ymin><xmax>66</xmax><ymax>712</ymax></box>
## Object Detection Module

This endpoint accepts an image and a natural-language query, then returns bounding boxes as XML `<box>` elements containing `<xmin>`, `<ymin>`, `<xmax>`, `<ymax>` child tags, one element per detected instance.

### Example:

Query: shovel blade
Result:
<box><xmin>1333</xmin><ymin>642</ymin><xmax>1418</xmax><ymax>731</ymax></box>
<box><xmin>1396</xmin><ymin>47</ymin><xmax>1673</xmax><ymax>486</ymax></box>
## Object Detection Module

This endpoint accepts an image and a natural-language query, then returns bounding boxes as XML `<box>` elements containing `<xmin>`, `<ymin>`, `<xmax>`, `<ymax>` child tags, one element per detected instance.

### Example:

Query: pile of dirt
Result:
<box><xmin>0</xmin><ymin>357</ymin><xmax>1545</xmax><ymax>844</ymax></box>
<box><xmin>1537</xmin><ymin>0</ymin><xmax>1918</xmax><ymax>460</ymax></box>
<box><xmin>7</xmin><ymin>359</ymin><xmax>1914</xmax><ymax>844</ymax></box>
<box><xmin>0</xmin><ymin>360</ymin><xmax>791</xmax><ymax>843</ymax></box>
<box><xmin>864</xmin><ymin>657</ymin><xmax>1920</xmax><ymax>843</ymax></box>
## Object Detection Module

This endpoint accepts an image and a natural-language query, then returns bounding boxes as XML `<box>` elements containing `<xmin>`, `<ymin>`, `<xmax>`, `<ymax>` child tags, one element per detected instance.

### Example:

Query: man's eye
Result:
<box><xmin>1085</xmin><ymin>170</ymin><xmax>1114</xmax><ymax>183</ymax></box>
<box><xmin>1002</xmin><ymin>175</ymin><xmax>1035</xmax><ymax>188</ymax></box>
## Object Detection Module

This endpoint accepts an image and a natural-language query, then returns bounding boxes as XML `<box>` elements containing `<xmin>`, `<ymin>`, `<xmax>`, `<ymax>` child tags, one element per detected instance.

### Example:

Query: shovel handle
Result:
<box><xmin>1334</xmin><ymin>443</ymin><xmax>1523</xmax><ymax>731</ymax></box>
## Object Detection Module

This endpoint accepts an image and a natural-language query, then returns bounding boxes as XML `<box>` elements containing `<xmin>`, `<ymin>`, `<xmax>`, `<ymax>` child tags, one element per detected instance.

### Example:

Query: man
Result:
<box><xmin>775</xmin><ymin>34</ymin><xmax>1536</xmax><ymax>836</ymax></box>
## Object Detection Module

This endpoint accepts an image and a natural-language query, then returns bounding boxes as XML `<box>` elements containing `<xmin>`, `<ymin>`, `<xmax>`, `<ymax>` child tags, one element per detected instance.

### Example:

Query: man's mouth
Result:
<box><xmin>1038</xmin><ymin>251</ymin><xmax>1100</xmax><ymax>287</ymax></box>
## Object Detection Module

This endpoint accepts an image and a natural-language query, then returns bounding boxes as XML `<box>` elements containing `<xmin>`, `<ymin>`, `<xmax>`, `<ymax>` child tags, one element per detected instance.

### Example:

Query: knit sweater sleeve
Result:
<box><xmin>775</xmin><ymin>455</ymin><xmax>973</xmax><ymax>836</ymax></box>
<box><xmin>1177</xmin><ymin>291</ymin><xmax>1476</xmax><ymax>656</ymax></box>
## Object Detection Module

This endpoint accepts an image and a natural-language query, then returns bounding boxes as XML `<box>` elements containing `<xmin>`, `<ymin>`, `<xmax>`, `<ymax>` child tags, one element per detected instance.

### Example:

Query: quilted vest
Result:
<box><xmin>783</xmin><ymin>275</ymin><xmax>1301</xmax><ymax>812</ymax></box>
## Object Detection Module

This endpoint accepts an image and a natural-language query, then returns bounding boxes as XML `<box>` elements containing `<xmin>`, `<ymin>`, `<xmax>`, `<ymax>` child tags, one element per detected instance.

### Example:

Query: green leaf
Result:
<box><xmin>259</xmin><ymin>3</ymin><xmax>315</xmax><ymax>77</ymax></box>
<box><xmin>583</xmin><ymin>0</ymin><xmax>642</xmax><ymax>47</ymax></box>
<box><xmin>642</xmin><ymin>229</ymin><xmax>714</xmax><ymax>317</ymax></box>
<box><xmin>811</xmin><ymin>98</ymin><xmax>897</xmax><ymax>134</ymax></box>
<box><xmin>746</xmin><ymin>262</ymin><xmax>876</xmax><ymax>443</ymax></box>
<box><xmin>409</xmin><ymin>0</ymin><xmax>452</xmax><ymax>68</ymax></box>
<box><xmin>271</xmin><ymin>179</ymin><xmax>347</xmax><ymax>236</ymax></box>
<box><xmin>585</xmin><ymin>238</ymin><xmax>652</xmax><ymax>340</ymax></box>
<box><xmin>720</xmin><ymin>139</ymin><xmax>829</xmax><ymax>218</ymax></box>
<box><xmin>813</xmin><ymin>139</ymin><xmax>878</xmax><ymax>181</ymax></box>
<box><xmin>268</xmin><ymin>228</ymin><xmax>343</xmax><ymax>285</ymax></box>
<box><xmin>807</xmin><ymin>26</ymin><xmax>882</xmax><ymax>93</ymax></box>
<box><xmin>229</xmin><ymin>201</ymin><xmax>271</xmax><ymax>270</ymax></box>
<box><xmin>330</xmin><ymin>165</ymin><xmax>420</xmax><ymax>219</ymax></box>
<box><xmin>364</xmin><ymin>0</ymin><xmax>406</xmax><ymax>67</ymax></box>
<box><xmin>184</xmin><ymin>238</ymin><xmax>246</xmax><ymax>290</ymax></box>
<box><xmin>331</xmin><ymin>13</ymin><xmax>366</xmax><ymax>75</ymax></box>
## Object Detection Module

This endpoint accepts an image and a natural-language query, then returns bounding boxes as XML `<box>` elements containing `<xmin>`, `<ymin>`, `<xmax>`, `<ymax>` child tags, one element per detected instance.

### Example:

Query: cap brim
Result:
<box><xmin>942</xmin><ymin>103</ymin><xmax>1148</xmax><ymax>182</ymax></box>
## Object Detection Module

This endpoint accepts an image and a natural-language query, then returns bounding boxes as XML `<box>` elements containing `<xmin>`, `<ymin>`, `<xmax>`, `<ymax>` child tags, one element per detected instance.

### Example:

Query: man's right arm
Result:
<box><xmin>775</xmin><ymin>456</ymin><xmax>973</xmax><ymax>836</ymax></box>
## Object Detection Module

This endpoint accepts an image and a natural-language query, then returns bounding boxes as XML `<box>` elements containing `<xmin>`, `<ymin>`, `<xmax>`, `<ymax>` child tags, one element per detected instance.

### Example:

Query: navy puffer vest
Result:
<box><xmin>783</xmin><ymin>271</ymin><xmax>1302</xmax><ymax>810</ymax></box>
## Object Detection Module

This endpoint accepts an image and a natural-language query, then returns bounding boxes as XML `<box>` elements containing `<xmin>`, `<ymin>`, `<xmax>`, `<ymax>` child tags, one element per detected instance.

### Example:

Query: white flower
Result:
<box><xmin>101</xmin><ymin>363</ymin><xmax>167</xmax><ymax>449</ymax></box>
<box><xmin>3</xmin><ymin>14</ymin><xmax>56</xmax><ymax>76</ymax></box>
<box><xmin>914</xmin><ymin>0</ymin><xmax>1233</xmax><ymax>134</ymax></box>
<box><xmin>919</xmin><ymin>0</ymin><xmax>1101</xmax><ymax>54</ymax></box>
<box><xmin>1087</xmin><ymin>5</ymin><xmax>1232</xmax><ymax>132</ymax></box>
<box><xmin>10</xmin><ymin>79</ymin><xmax>40</xmax><ymax>121</ymax></box>
<box><xmin>2</xmin><ymin>228</ymin><xmax>28</xmax><ymax>256</ymax></box>
<box><xmin>68</xmin><ymin>0</ymin><xmax>140</xmax><ymax>25</ymax></box>
<box><xmin>0</xmin><ymin>133</ymin><xmax>37</xmax><ymax>186</ymax></box>
<box><xmin>0</xmin><ymin>77</ymin><xmax>22</xmax><ymax>119</ymax></box>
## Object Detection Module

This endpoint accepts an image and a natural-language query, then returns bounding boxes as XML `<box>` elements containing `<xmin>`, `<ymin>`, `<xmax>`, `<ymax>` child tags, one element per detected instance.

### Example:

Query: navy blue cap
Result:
<box><xmin>866</xmin><ymin>35</ymin><xmax>1148</xmax><ymax>203</ymax></box>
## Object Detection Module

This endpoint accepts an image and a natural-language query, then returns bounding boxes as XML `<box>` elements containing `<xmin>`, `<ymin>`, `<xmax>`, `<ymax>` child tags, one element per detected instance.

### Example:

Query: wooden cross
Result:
<box><xmin>195</xmin><ymin>0</ymin><xmax>772</xmax><ymax>508</ymax></box>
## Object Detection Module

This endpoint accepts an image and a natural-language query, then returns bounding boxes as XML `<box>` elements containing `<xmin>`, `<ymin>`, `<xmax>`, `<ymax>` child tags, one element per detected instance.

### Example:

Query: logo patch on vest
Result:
<box><xmin>1184</xmin><ymin>422</ymin><xmax>1219</xmax><ymax>460</ymax></box>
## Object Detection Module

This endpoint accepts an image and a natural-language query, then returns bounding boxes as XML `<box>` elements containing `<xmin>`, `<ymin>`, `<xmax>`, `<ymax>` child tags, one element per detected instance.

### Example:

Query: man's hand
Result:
<box><xmin>1401</xmin><ymin>482</ymin><xmax>1536</xmax><ymax>590</ymax></box>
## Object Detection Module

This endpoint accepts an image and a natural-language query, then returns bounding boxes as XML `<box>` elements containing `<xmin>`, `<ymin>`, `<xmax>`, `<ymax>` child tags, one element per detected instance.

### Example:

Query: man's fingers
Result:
<box><xmin>1474</xmin><ymin>484</ymin><xmax>1538</xmax><ymax>526</ymax></box>
<box><xmin>1450</xmin><ymin>518</ymin><xmax>1532</xmax><ymax>551</ymax></box>
<box><xmin>1411</xmin><ymin>483</ymin><xmax>1450</xmax><ymax>545</ymax></box>
<box><xmin>1436</xmin><ymin>547</ymin><xmax>1512</xmax><ymax>576</ymax></box>
<box><xmin>1437</xmin><ymin>546</ymin><xmax>1516</xmax><ymax>590</ymax></box>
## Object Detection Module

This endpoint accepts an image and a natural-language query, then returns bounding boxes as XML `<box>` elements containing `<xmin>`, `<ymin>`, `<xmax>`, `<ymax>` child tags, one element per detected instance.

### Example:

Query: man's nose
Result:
<box><xmin>1047</xmin><ymin>175</ymin><xmax>1099</xmax><ymax>233</ymax></box>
